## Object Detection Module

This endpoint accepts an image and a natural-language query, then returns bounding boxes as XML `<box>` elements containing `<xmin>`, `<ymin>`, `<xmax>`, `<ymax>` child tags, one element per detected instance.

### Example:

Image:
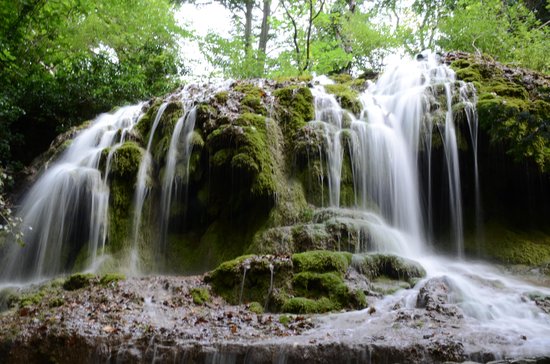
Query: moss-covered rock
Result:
<box><xmin>324</xmin><ymin>83</ymin><xmax>362</xmax><ymax>116</ymax></box>
<box><xmin>205</xmin><ymin>255</ymin><xmax>293</xmax><ymax>307</ymax></box>
<box><xmin>273</xmin><ymin>85</ymin><xmax>314</xmax><ymax>141</ymax></box>
<box><xmin>450</xmin><ymin>55</ymin><xmax>550</xmax><ymax>173</ymax></box>
<box><xmin>292</xmin><ymin>250</ymin><xmax>352</xmax><ymax>274</ymax></box>
<box><xmin>206</xmin><ymin>250</ymin><xmax>373</xmax><ymax>314</ymax></box>
<box><xmin>99</xmin><ymin>273</ymin><xmax>126</xmax><ymax>286</ymax></box>
<box><xmin>63</xmin><ymin>273</ymin><xmax>97</xmax><ymax>291</ymax></box>
<box><xmin>190</xmin><ymin>287</ymin><xmax>210</xmax><ymax>305</ymax></box>
<box><xmin>109</xmin><ymin>142</ymin><xmax>143</xmax><ymax>178</ymax></box>
<box><xmin>357</xmin><ymin>254</ymin><xmax>426</xmax><ymax>285</ymax></box>
<box><xmin>465</xmin><ymin>222</ymin><xmax>550</xmax><ymax>265</ymax></box>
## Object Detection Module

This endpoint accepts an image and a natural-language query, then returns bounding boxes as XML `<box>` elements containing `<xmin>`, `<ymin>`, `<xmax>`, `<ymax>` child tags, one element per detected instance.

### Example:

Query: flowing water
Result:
<box><xmin>0</xmin><ymin>53</ymin><xmax>549</xmax><ymax>358</ymax></box>
<box><xmin>308</xmin><ymin>52</ymin><xmax>550</xmax><ymax>357</ymax></box>
<box><xmin>0</xmin><ymin>105</ymin><xmax>144</xmax><ymax>282</ymax></box>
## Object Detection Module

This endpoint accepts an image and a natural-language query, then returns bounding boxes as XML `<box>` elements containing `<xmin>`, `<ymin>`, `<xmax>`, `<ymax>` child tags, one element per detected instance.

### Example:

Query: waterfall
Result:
<box><xmin>129</xmin><ymin>102</ymin><xmax>169</xmax><ymax>273</ymax></box>
<box><xmin>158</xmin><ymin>102</ymin><xmax>198</xmax><ymax>259</ymax></box>
<box><xmin>311</xmin><ymin>52</ymin><xmax>478</xmax><ymax>256</ymax></box>
<box><xmin>0</xmin><ymin>105</ymin><xmax>144</xmax><ymax>282</ymax></box>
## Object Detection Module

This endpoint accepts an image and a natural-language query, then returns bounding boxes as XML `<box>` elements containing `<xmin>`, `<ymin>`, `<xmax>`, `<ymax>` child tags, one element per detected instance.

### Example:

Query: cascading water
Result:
<box><xmin>0</xmin><ymin>105</ymin><xmax>144</xmax><ymax>282</ymax></box>
<box><xmin>158</xmin><ymin>101</ymin><xmax>198</xmax><ymax>259</ymax></box>
<box><xmin>309</xmin><ymin>53</ymin><xmax>550</xmax><ymax>357</ymax></box>
<box><xmin>129</xmin><ymin>102</ymin><xmax>169</xmax><ymax>273</ymax></box>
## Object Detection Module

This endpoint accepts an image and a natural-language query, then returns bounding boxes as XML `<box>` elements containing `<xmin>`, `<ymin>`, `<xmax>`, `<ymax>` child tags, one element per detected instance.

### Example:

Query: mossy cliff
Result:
<box><xmin>27</xmin><ymin>56</ymin><xmax>550</xmax><ymax>275</ymax></box>
<box><xmin>446</xmin><ymin>52</ymin><xmax>550</xmax><ymax>264</ymax></box>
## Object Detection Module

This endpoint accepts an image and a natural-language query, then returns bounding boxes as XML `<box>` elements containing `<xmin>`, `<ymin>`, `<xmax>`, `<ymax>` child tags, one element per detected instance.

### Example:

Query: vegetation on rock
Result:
<box><xmin>207</xmin><ymin>250</ymin><xmax>424</xmax><ymax>314</ymax></box>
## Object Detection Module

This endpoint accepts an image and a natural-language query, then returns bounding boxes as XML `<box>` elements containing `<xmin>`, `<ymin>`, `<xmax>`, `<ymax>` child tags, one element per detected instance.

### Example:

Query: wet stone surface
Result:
<box><xmin>0</xmin><ymin>275</ymin><xmax>549</xmax><ymax>363</ymax></box>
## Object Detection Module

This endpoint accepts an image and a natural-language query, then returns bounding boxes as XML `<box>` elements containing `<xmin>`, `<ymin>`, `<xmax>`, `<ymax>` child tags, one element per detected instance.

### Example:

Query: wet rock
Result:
<box><xmin>416</xmin><ymin>277</ymin><xmax>463</xmax><ymax>317</ymax></box>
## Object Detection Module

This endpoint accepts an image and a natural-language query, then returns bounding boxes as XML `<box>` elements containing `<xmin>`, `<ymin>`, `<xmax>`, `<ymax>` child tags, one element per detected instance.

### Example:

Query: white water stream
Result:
<box><xmin>0</xmin><ymin>105</ymin><xmax>144</xmax><ymax>282</ymax></box>
<box><xmin>308</xmin><ymin>52</ymin><xmax>550</xmax><ymax>358</ymax></box>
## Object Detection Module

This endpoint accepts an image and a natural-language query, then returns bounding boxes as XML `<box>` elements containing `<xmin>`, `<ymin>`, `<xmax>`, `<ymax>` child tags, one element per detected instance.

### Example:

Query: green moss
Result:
<box><xmin>48</xmin><ymin>297</ymin><xmax>65</xmax><ymax>308</ymax></box>
<box><xmin>207</xmin><ymin>113</ymin><xmax>278</xmax><ymax>200</ymax></box>
<box><xmin>215</xmin><ymin>91</ymin><xmax>229</xmax><ymax>103</ymax></box>
<box><xmin>281</xmin><ymin>297</ymin><xmax>336</xmax><ymax>314</ymax></box>
<box><xmin>451</xmin><ymin>56</ymin><xmax>550</xmax><ymax>173</ymax></box>
<box><xmin>330</xmin><ymin>73</ymin><xmax>353</xmax><ymax>83</ymax></box>
<box><xmin>110</xmin><ymin>142</ymin><xmax>144</xmax><ymax>178</ymax></box>
<box><xmin>279</xmin><ymin>314</ymin><xmax>291</xmax><ymax>325</ymax></box>
<box><xmin>19</xmin><ymin>291</ymin><xmax>45</xmax><ymax>308</ymax></box>
<box><xmin>190</xmin><ymin>287</ymin><xmax>211</xmax><ymax>305</ymax></box>
<box><xmin>292</xmin><ymin>250</ymin><xmax>352</xmax><ymax>275</ymax></box>
<box><xmin>63</xmin><ymin>273</ymin><xmax>96</xmax><ymax>291</ymax></box>
<box><xmin>134</xmin><ymin>99</ymin><xmax>163</xmax><ymax>140</ymax></box>
<box><xmin>242</xmin><ymin>94</ymin><xmax>265</xmax><ymax>115</ymax></box>
<box><xmin>274</xmin><ymin>86</ymin><xmax>314</xmax><ymax>141</ymax></box>
<box><xmin>248</xmin><ymin>301</ymin><xmax>264</xmax><ymax>314</ymax></box>
<box><xmin>465</xmin><ymin>223</ymin><xmax>550</xmax><ymax>265</ymax></box>
<box><xmin>358</xmin><ymin>254</ymin><xmax>426</xmax><ymax>285</ymax></box>
<box><xmin>324</xmin><ymin>83</ymin><xmax>362</xmax><ymax>115</ymax></box>
<box><xmin>206</xmin><ymin>255</ymin><xmax>293</xmax><ymax>306</ymax></box>
<box><xmin>370</xmin><ymin>276</ymin><xmax>412</xmax><ymax>295</ymax></box>
<box><xmin>100</xmin><ymin>273</ymin><xmax>126</xmax><ymax>286</ymax></box>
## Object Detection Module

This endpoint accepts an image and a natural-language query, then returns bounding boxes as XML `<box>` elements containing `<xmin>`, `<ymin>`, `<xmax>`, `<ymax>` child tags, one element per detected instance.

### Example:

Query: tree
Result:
<box><xmin>280</xmin><ymin>0</ymin><xmax>327</xmax><ymax>72</ymax></box>
<box><xmin>0</xmin><ymin>0</ymin><xmax>188</xmax><ymax>167</ymax></box>
<box><xmin>437</xmin><ymin>0</ymin><xmax>549</xmax><ymax>72</ymax></box>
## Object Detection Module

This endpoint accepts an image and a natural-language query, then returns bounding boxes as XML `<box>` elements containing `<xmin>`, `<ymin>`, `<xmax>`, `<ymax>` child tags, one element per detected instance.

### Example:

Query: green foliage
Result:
<box><xmin>0</xmin><ymin>168</ymin><xmax>23</xmax><ymax>245</ymax></box>
<box><xmin>438</xmin><ymin>0</ymin><xmax>549</xmax><ymax>73</ymax></box>
<box><xmin>0</xmin><ymin>0</ymin><xmax>188</xmax><ymax>167</ymax></box>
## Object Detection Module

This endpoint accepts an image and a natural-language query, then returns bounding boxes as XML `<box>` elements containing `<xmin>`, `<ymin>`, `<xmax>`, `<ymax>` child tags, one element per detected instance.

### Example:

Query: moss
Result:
<box><xmin>292</xmin><ymin>250</ymin><xmax>352</xmax><ymax>275</ymax></box>
<box><xmin>0</xmin><ymin>288</ymin><xmax>19</xmax><ymax>311</ymax></box>
<box><xmin>358</xmin><ymin>254</ymin><xmax>426</xmax><ymax>285</ymax></box>
<box><xmin>206</xmin><ymin>255</ymin><xmax>293</xmax><ymax>306</ymax></box>
<box><xmin>242</xmin><ymin>94</ymin><xmax>266</xmax><ymax>115</ymax></box>
<box><xmin>63</xmin><ymin>273</ymin><xmax>96</xmax><ymax>291</ymax></box>
<box><xmin>278</xmin><ymin>314</ymin><xmax>291</xmax><ymax>325</ymax></box>
<box><xmin>48</xmin><ymin>297</ymin><xmax>65</xmax><ymax>308</ymax></box>
<box><xmin>207</xmin><ymin>113</ymin><xmax>278</xmax><ymax>200</ymax></box>
<box><xmin>273</xmin><ymin>86</ymin><xmax>314</xmax><ymax>141</ymax></box>
<box><xmin>99</xmin><ymin>273</ymin><xmax>126</xmax><ymax>286</ymax></box>
<box><xmin>110</xmin><ymin>142</ymin><xmax>144</xmax><ymax>178</ymax></box>
<box><xmin>215</xmin><ymin>91</ymin><xmax>229</xmax><ymax>103</ymax></box>
<box><xmin>370</xmin><ymin>276</ymin><xmax>412</xmax><ymax>295</ymax></box>
<box><xmin>330</xmin><ymin>73</ymin><xmax>353</xmax><ymax>84</ymax></box>
<box><xmin>281</xmin><ymin>297</ymin><xmax>336</xmax><ymax>314</ymax></box>
<box><xmin>465</xmin><ymin>222</ymin><xmax>550</xmax><ymax>265</ymax></box>
<box><xmin>451</xmin><ymin>56</ymin><xmax>550</xmax><ymax>173</ymax></box>
<box><xmin>134</xmin><ymin>99</ymin><xmax>163</xmax><ymax>140</ymax></box>
<box><xmin>19</xmin><ymin>291</ymin><xmax>45</xmax><ymax>308</ymax></box>
<box><xmin>190</xmin><ymin>287</ymin><xmax>210</xmax><ymax>305</ymax></box>
<box><xmin>324</xmin><ymin>83</ymin><xmax>362</xmax><ymax>116</ymax></box>
<box><xmin>248</xmin><ymin>301</ymin><xmax>264</xmax><ymax>314</ymax></box>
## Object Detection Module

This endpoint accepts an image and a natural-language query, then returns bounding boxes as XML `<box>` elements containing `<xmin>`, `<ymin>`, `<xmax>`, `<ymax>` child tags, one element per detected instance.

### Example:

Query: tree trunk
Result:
<box><xmin>244</xmin><ymin>0</ymin><xmax>254</xmax><ymax>55</ymax></box>
<box><xmin>257</xmin><ymin>0</ymin><xmax>271</xmax><ymax>74</ymax></box>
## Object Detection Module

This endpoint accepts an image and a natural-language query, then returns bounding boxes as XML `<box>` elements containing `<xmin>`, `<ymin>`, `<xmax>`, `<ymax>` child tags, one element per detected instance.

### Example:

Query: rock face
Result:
<box><xmin>3</xmin><ymin>53</ymin><xmax>549</xmax><ymax>276</ymax></box>
<box><xmin>444</xmin><ymin>52</ymin><xmax>550</xmax><ymax>264</ymax></box>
